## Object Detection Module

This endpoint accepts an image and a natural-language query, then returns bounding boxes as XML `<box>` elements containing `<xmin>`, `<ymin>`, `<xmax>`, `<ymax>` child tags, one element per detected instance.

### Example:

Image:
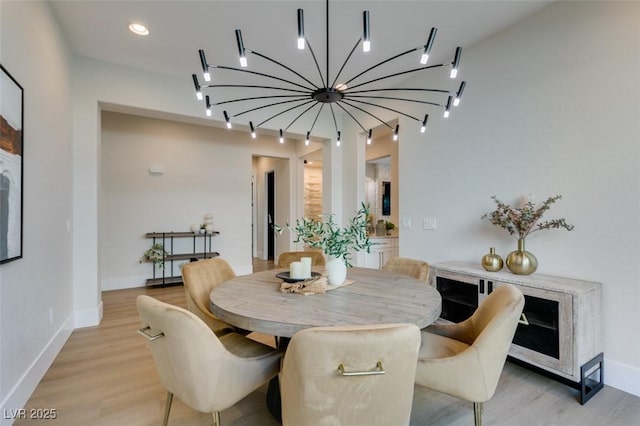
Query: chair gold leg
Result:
<box><xmin>212</xmin><ymin>411</ymin><xmax>221</xmax><ymax>426</ymax></box>
<box><xmin>162</xmin><ymin>392</ymin><xmax>174</xmax><ymax>426</ymax></box>
<box><xmin>473</xmin><ymin>401</ymin><xmax>483</xmax><ymax>426</ymax></box>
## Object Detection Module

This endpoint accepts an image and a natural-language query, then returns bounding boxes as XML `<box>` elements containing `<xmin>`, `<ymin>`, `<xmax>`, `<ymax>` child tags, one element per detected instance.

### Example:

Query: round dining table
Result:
<box><xmin>209</xmin><ymin>267</ymin><xmax>442</xmax><ymax>339</ymax></box>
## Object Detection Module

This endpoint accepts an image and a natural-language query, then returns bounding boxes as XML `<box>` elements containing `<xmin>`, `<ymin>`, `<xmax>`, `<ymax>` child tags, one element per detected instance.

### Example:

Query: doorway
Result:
<box><xmin>266</xmin><ymin>170</ymin><xmax>275</xmax><ymax>261</ymax></box>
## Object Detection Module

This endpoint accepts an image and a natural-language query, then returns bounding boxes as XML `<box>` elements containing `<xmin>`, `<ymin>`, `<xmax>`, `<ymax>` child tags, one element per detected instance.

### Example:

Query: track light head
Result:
<box><xmin>450</xmin><ymin>46</ymin><xmax>462</xmax><ymax>78</ymax></box>
<box><xmin>199</xmin><ymin>49</ymin><xmax>210</xmax><ymax>82</ymax></box>
<box><xmin>205</xmin><ymin>96</ymin><xmax>212</xmax><ymax>117</ymax></box>
<box><xmin>421</xmin><ymin>114</ymin><xmax>429</xmax><ymax>133</ymax></box>
<box><xmin>420</xmin><ymin>27</ymin><xmax>437</xmax><ymax>65</ymax></box>
<box><xmin>444</xmin><ymin>96</ymin><xmax>452</xmax><ymax>118</ymax></box>
<box><xmin>297</xmin><ymin>9</ymin><xmax>305</xmax><ymax>50</ymax></box>
<box><xmin>362</xmin><ymin>11</ymin><xmax>371</xmax><ymax>52</ymax></box>
<box><xmin>454</xmin><ymin>81</ymin><xmax>466</xmax><ymax>106</ymax></box>
<box><xmin>235</xmin><ymin>29</ymin><xmax>247</xmax><ymax>67</ymax></box>
<box><xmin>192</xmin><ymin>74</ymin><xmax>203</xmax><ymax>100</ymax></box>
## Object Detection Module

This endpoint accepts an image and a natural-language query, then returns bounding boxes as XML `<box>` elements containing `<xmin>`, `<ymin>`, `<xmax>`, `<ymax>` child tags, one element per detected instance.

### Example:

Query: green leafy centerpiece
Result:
<box><xmin>482</xmin><ymin>195</ymin><xmax>574</xmax><ymax>275</ymax></box>
<box><xmin>277</xmin><ymin>203</ymin><xmax>372</xmax><ymax>285</ymax></box>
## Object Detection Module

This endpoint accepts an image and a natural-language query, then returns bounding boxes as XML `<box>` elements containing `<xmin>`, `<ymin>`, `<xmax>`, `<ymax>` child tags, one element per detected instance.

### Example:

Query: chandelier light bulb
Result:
<box><xmin>279</xmin><ymin>129</ymin><xmax>284</xmax><ymax>143</ymax></box>
<box><xmin>305</xmin><ymin>131</ymin><xmax>310</xmax><ymax>145</ymax></box>
<box><xmin>366</xmin><ymin>128</ymin><xmax>372</xmax><ymax>144</ymax></box>
<box><xmin>444</xmin><ymin>96</ymin><xmax>452</xmax><ymax>118</ymax></box>
<box><xmin>421</xmin><ymin>27</ymin><xmax>437</xmax><ymax>65</ymax></box>
<box><xmin>205</xmin><ymin>96</ymin><xmax>212</xmax><ymax>117</ymax></box>
<box><xmin>421</xmin><ymin>114</ymin><xmax>429</xmax><ymax>133</ymax></box>
<box><xmin>393</xmin><ymin>124</ymin><xmax>399</xmax><ymax>141</ymax></box>
<box><xmin>297</xmin><ymin>9</ymin><xmax>305</xmax><ymax>50</ymax></box>
<box><xmin>250</xmin><ymin>122</ymin><xmax>257</xmax><ymax>138</ymax></box>
<box><xmin>454</xmin><ymin>81</ymin><xmax>466</xmax><ymax>106</ymax></box>
<box><xmin>362</xmin><ymin>11</ymin><xmax>371</xmax><ymax>52</ymax></box>
<box><xmin>199</xmin><ymin>50</ymin><xmax>211</xmax><ymax>81</ymax></box>
<box><xmin>235</xmin><ymin>29</ymin><xmax>248</xmax><ymax>67</ymax></box>
<box><xmin>420</xmin><ymin>54</ymin><xmax>429</xmax><ymax>65</ymax></box>
<box><xmin>450</xmin><ymin>46</ymin><xmax>462</xmax><ymax>78</ymax></box>
<box><xmin>223</xmin><ymin>111</ymin><xmax>232</xmax><ymax>129</ymax></box>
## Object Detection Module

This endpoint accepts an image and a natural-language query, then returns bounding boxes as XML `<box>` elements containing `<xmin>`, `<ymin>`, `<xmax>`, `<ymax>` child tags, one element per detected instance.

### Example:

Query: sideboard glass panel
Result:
<box><xmin>513</xmin><ymin>295</ymin><xmax>560</xmax><ymax>359</ymax></box>
<box><xmin>436</xmin><ymin>276</ymin><xmax>478</xmax><ymax>323</ymax></box>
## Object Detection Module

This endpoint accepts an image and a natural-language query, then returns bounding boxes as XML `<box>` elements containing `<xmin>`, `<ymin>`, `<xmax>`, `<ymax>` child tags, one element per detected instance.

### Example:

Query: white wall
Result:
<box><xmin>100</xmin><ymin>111</ymin><xmax>305</xmax><ymax>288</ymax></box>
<box><xmin>391</xmin><ymin>1</ymin><xmax>639</xmax><ymax>395</ymax></box>
<box><xmin>0</xmin><ymin>1</ymin><xmax>74</xmax><ymax>422</ymax></box>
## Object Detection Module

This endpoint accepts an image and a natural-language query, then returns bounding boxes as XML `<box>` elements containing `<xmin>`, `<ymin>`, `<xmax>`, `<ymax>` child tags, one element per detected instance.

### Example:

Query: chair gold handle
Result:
<box><xmin>519</xmin><ymin>313</ymin><xmax>529</xmax><ymax>326</ymax></box>
<box><xmin>338</xmin><ymin>361</ymin><xmax>385</xmax><ymax>376</ymax></box>
<box><xmin>138</xmin><ymin>326</ymin><xmax>164</xmax><ymax>341</ymax></box>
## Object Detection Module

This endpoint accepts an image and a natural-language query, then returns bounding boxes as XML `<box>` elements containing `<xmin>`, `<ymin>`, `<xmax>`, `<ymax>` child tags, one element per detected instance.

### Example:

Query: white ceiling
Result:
<box><xmin>49</xmin><ymin>0</ymin><xmax>553</xmax><ymax>135</ymax></box>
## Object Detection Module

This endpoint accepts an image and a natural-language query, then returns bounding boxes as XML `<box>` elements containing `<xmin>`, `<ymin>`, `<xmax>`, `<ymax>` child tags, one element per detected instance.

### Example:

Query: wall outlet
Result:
<box><xmin>423</xmin><ymin>217</ymin><xmax>437</xmax><ymax>231</ymax></box>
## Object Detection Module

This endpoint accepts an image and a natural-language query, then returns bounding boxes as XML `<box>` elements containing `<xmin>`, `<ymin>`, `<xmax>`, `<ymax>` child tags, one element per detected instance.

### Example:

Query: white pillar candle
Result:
<box><xmin>290</xmin><ymin>261</ymin><xmax>304</xmax><ymax>279</ymax></box>
<box><xmin>300</xmin><ymin>257</ymin><xmax>312</xmax><ymax>278</ymax></box>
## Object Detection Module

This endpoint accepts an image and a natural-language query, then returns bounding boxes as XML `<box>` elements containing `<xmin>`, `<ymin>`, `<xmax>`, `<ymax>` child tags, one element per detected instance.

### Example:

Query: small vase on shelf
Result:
<box><xmin>481</xmin><ymin>247</ymin><xmax>503</xmax><ymax>272</ymax></box>
<box><xmin>506</xmin><ymin>238</ymin><xmax>538</xmax><ymax>275</ymax></box>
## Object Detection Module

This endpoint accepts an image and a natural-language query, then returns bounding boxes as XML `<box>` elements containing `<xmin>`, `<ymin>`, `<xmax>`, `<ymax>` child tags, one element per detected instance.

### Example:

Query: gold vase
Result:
<box><xmin>506</xmin><ymin>238</ymin><xmax>538</xmax><ymax>275</ymax></box>
<box><xmin>481</xmin><ymin>247</ymin><xmax>503</xmax><ymax>272</ymax></box>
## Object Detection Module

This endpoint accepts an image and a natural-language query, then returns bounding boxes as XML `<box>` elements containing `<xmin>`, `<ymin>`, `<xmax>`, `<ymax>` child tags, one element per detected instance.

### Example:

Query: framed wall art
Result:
<box><xmin>0</xmin><ymin>64</ymin><xmax>24</xmax><ymax>264</ymax></box>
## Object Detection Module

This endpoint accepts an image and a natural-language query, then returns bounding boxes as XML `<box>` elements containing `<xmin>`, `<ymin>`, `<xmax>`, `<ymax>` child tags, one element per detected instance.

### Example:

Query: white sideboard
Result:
<box><xmin>363</xmin><ymin>237</ymin><xmax>398</xmax><ymax>269</ymax></box>
<box><xmin>429</xmin><ymin>261</ymin><xmax>604</xmax><ymax>404</ymax></box>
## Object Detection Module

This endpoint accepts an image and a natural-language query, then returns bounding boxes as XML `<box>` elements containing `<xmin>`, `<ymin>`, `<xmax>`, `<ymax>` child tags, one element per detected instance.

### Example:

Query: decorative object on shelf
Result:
<box><xmin>481</xmin><ymin>247</ymin><xmax>503</xmax><ymax>272</ymax></box>
<box><xmin>375</xmin><ymin>219</ymin><xmax>386</xmax><ymax>236</ymax></box>
<box><xmin>385</xmin><ymin>221</ymin><xmax>396</xmax><ymax>235</ymax></box>
<box><xmin>482</xmin><ymin>195</ymin><xmax>574</xmax><ymax>275</ymax></box>
<box><xmin>275</xmin><ymin>203</ymin><xmax>372</xmax><ymax>285</ymax></box>
<box><xmin>505</xmin><ymin>238</ymin><xmax>537</xmax><ymax>275</ymax></box>
<box><xmin>190</xmin><ymin>223</ymin><xmax>200</xmax><ymax>233</ymax></box>
<box><xmin>191</xmin><ymin>0</ymin><xmax>466</xmax><ymax>146</ymax></box>
<box><xmin>140</xmin><ymin>243</ymin><xmax>168</xmax><ymax>269</ymax></box>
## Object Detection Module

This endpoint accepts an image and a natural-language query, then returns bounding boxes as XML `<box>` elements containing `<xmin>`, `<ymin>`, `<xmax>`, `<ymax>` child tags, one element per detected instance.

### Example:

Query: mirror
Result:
<box><xmin>382</xmin><ymin>181</ymin><xmax>391</xmax><ymax>216</ymax></box>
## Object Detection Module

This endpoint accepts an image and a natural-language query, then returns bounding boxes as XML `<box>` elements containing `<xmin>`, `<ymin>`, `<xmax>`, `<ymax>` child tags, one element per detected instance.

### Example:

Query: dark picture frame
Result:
<box><xmin>0</xmin><ymin>64</ymin><xmax>24</xmax><ymax>264</ymax></box>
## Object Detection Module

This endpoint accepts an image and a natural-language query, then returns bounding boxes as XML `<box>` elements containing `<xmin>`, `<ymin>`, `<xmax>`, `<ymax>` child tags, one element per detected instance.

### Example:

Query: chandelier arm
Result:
<box><xmin>203</xmin><ymin>84</ymin><xmax>309</xmax><ymax>94</ymax></box>
<box><xmin>308</xmin><ymin>103</ymin><xmax>325</xmax><ymax>134</ymax></box>
<box><xmin>305</xmin><ymin>38</ymin><xmax>327</xmax><ymax>89</ymax></box>
<box><xmin>341</xmin><ymin>98</ymin><xmax>421</xmax><ymax>123</ymax></box>
<box><xmin>283</xmin><ymin>102</ymin><xmax>321</xmax><ymax>133</ymax></box>
<box><xmin>330</xmin><ymin>38</ymin><xmax>362</xmax><ymax>89</ymax></box>
<box><xmin>346</xmin><ymin>63</ymin><xmax>448</xmax><ymax>91</ymax></box>
<box><xmin>335</xmin><ymin>102</ymin><xmax>367</xmax><ymax>133</ymax></box>
<box><xmin>212</xmin><ymin>95</ymin><xmax>308</xmax><ymax>109</ymax></box>
<box><xmin>230</xmin><ymin>98</ymin><xmax>310</xmax><ymax>119</ymax></box>
<box><xmin>212</xmin><ymin>65</ymin><xmax>315</xmax><ymax>91</ymax></box>
<box><xmin>257</xmin><ymin>100</ymin><xmax>316</xmax><ymax>128</ymax></box>
<box><xmin>343</xmin><ymin>46</ymin><xmax>421</xmax><ymax>86</ymax></box>
<box><xmin>346</xmin><ymin>94</ymin><xmax>443</xmax><ymax>108</ymax></box>
<box><xmin>248</xmin><ymin>49</ymin><xmax>320</xmax><ymax>90</ymax></box>
<box><xmin>339</xmin><ymin>100</ymin><xmax>394</xmax><ymax>130</ymax></box>
<box><xmin>346</xmin><ymin>87</ymin><xmax>450</xmax><ymax>95</ymax></box>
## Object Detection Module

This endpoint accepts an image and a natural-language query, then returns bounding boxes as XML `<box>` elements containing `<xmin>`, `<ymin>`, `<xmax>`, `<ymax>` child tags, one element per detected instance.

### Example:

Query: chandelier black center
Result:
<box><xmin>312</xmin><ymin>88</ymin><xmax>344</xmax><ymax>104</ymax></box>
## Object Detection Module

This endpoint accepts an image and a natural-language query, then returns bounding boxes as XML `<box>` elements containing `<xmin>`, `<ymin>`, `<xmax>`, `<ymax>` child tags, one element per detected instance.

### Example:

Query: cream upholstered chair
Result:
<box><xmin>182</xmin><ymin>258</ymin><xmax>236</xmax><ymax>336</ymax></box>
<box><xmin>382</xmin><ymin>256</ymin><xmax>430</xmax><ymax>282</ymax></box>
<box><xmin>279</xmin><ymin>323</ymin><xmax>421</xmax><ymax>426</ymax></box>
<box><xmin>415</xmin><ymin>284</ymin><xmax>524</xmax><ymax>426</ymax></box>
<box><xmin>277</xmin><ymin>250</ymin><xmax>325</xmax><ymax>268</ymax></box>
<box><xmin>136</xmin><ymin>295</ymin><xmax>282</xmax><ymax>426</ymax></box>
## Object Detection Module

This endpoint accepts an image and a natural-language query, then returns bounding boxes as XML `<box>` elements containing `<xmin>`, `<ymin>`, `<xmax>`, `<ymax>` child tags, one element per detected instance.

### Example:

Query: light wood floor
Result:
<box><xmin>16</xmin><ymin>259</ymin><xmax>640</xmax><ymax>425</ymax></box>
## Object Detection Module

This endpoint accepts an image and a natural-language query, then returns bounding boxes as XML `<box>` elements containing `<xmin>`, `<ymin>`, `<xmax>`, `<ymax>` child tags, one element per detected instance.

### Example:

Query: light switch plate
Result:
<box><xmin>402</xmin><ymin>217</ymin><xmax>412</xmax><ymax>228</ymax></box>
<box><xmin>423</xmin><ymin>217</ymin><xmax>437</xmax><ymax>230</ymax></box>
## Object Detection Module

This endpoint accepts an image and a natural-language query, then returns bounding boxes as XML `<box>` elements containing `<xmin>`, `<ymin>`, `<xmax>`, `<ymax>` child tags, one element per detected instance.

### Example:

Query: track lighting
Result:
<box><xmin>192</xmin><ymin>74</ymin><xmax>203</xmax><ymax>100</ymax></box>
<box><xmin>362</xmin><ymin>11</ymin><xmax>371</xmax><ymax>52</ymax></box>
<box><xmin>199</xmin><ymin>50</ymin><xmax>210</xmax><ymax>82</ymax></box>
<box><xmin>421</xmin><ymin>114</ymin><xmax>429</xmax><ymax>133</ymax></box>
<box><xmin>450</xmin><ymin>47</ymin><xmax>462</xmax><ymax>78</ymax></box>
<box><xmin>444</xmin><ymin>96</ymin><xmax>452</xmax><ymax>118</ymax></box>
<box><xmin>235</xmin><ymin>29</ymin><xmax>247</xmax><ymax>67</ymax></box>
<box><xmin>420</xmin><ymin>27</ymin><xmax>437</xmax><ymax>65</ymax></box>
<box><xmin>297</xmin><ymin>9</ymin><xmax>305</xmax><ymax>50</ymax></box>
<box><xmin>193</xmin><ymin>0</ymin><xmax>466</xmax><ymax>144</ymax></box>
<box><xmin>224</xmin><ymin>110</ymin><xmax>232</xmax><ymax>129</ymax></box>
<box><xmin>454</xmin><ymin>81</ymin><xmax>466</xmax><ymax>106</ymax></box>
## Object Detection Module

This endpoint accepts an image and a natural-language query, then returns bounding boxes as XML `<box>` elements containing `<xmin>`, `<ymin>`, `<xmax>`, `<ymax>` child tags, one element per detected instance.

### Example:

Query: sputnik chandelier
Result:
<box><xmin>192</xmin><ymin>0</ymin><xmax>466</xmax><ymax>146</ymax></box>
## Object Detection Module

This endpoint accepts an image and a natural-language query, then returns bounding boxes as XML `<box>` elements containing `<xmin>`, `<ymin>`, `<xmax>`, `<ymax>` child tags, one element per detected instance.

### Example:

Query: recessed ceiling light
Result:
<box><xmin>129</xmin><ymin>23</ymin><xmax>149</xmax><ymax>36</ymax></box>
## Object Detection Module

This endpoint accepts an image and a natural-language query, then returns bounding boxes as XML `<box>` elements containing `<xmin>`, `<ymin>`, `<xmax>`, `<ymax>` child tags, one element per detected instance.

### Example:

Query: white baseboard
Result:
<box><xmin>74</xmin><ymin>300</ymin><xmax>103</xmax><ymax>328</ymax></box>
<box><xmin>605</xmin><ymin>357</ymin><xmax>640</xmax><ymax>397</ymax></box>
<box><xmin>0</xmin><ymin>314</ymin><xmax>74</xmax><ymax>426</ymax></box>
<box><xmin>101</xmin><ymin>275</ymin><xmax>147</xmax><ymax>291</ymax></box>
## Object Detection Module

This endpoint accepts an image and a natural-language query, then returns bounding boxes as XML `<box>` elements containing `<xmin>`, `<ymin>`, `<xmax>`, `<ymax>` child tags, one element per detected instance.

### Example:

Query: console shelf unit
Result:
<box><xmin>145</xmin><ymin>231</ymin><xmax>220</xmax><ymax>286</ymax></box>
<box><xmin>429</xmin><ymin>261</ymin><xmax>603</xmax><ymax>404</ymax></box>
